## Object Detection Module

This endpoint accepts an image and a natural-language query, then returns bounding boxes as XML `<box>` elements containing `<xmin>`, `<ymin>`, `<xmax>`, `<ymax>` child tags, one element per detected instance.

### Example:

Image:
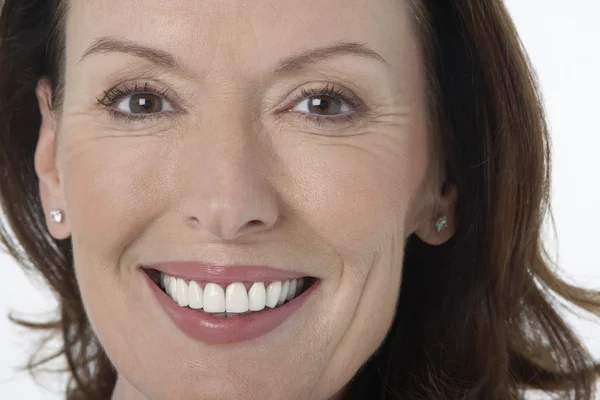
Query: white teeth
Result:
<box><xmin>169</xmin><ymin>277</ymin><xmax>178</xmax><ymax>301</ymax></box>
<box><xmin>225</xmin><ymin>282</ymin><xmax>249</xmax><ymax>313</ymax></box>
<box><xmin>188</xmin><ymin>281</ymin><xmax>203</xmax><ymax>309</ymax></box>
<box><xmin>277</xmin><ymin>280</ymin><xmax>290</xmax><ymax>306</ymax></box>
<box><xmin>203</xmin><ymin>283</ymin><xmax>226</xmax><ymax>313</ymax></box>
<box><xmin>286</xmin><ymin>279</ymin><xmax>297</xmax><ymax>301</ymax></box>
<box><xmin>248</xmin><ymin>282</ymin><xmax>266</xmax><ymax>311</ymax></box>
<box><xmin>176</xmin><ymin>278</ymin><xmax>189</xmax><ymax>307</ymax></box>
<box><xmin>266</xmin><ymin>281</ymin><xmax>282</xmax><ymax>308</ymax></box>
<box><xmin>158</xmin><ymin>274</ymin><xmax>310</xmax><ymax>312</ymax></box>
<box><xmin>163</xmin><ymin>274</ymin><xmax>170</xmax><ymax>294</ymax></box>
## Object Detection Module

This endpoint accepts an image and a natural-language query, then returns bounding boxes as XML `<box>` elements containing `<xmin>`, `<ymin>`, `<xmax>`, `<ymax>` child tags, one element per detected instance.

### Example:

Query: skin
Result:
<box><xmin>34</xmin><ymin>0</ymin><xmax>457</xmax><ymax>399</ymax></box>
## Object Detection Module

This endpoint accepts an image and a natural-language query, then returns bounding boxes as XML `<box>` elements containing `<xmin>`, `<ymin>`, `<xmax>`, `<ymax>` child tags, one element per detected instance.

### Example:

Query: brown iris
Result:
<box><xmin>307</xmin><ymin>95</ymin><xmax>344</xmax><ymax>115</ymax></box>
<box><xmin>129</xmin><ymin>93</ymin><xmax>163</xmax><ymax>113</ymax></box>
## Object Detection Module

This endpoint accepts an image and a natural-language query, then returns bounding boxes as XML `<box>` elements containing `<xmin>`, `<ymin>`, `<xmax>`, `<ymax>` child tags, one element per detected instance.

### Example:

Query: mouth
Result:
<box><xmin>145</xmin><ymin>268</ymin><xmax>318</xmax><ymax>318</ymax></box>
<box><xmin>142</xmin><ymin>266</ymin><xmax>320</xmax><ymax>344</ymax></box>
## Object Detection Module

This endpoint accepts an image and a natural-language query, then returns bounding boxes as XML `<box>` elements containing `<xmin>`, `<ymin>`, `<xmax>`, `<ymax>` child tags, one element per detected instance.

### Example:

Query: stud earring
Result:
<box><xmin>50</xmin><ymin>209</ymin><xmax>64</xmax><ymax>223</ymax></box>
<box><xmin>434</xmin><ymin>216</ymin><xmax>448</xmax><ymax>232</ymax></box>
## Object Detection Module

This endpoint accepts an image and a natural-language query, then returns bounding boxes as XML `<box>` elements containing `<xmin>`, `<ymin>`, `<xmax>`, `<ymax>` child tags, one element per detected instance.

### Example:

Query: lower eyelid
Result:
<box><xmin>107</xmin><ymin>108</ymin><xmax>169</xmax><ymax>124</ymax></box>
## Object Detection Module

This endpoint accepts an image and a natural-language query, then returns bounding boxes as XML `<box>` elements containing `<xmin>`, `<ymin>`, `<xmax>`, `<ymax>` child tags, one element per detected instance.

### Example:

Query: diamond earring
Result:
<box><xmin>50</xmin><ymin>209</ymin><xmax>64</xmax><ymax>223</ymax></box>
<box><xmin>434</xmin><ymin>216</ymin><xmax>448</xmax><ymax>232</ymax></box>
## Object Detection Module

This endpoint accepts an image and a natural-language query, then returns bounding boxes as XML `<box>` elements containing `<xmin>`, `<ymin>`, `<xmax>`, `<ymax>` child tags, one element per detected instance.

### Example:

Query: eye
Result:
<box><xmin>290</xmin><ymin>94</ymin><xmax>352</xmax><ymax>117</ymax></box>
<box><xmin>115</xmin><ymin>93</ymin><xmax>175</xmax><ymax>115</ymax></box>
<box><xmin>282</xmin><ymin>84</ymin><xmax>364</xmax><ymax>127</ymax></box>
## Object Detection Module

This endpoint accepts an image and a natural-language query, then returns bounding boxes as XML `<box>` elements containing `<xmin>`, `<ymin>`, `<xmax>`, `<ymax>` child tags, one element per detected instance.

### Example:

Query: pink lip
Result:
<box><xmin>143</xmin><ymin>270</ymin><xmax>319</xmax><ymax>344</ymax></box>
<box><xmin>144</xmin><ymin>262</ymin><xmax>310</xmax><ymax>282</ymax></box>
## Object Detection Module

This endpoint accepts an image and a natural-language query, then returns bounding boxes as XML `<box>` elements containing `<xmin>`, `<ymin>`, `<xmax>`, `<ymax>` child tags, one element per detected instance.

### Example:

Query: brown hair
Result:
<box><xmin>1</xmin><ymin>0</ymin><xmax>599</xmax><ymax>399</ymax></box>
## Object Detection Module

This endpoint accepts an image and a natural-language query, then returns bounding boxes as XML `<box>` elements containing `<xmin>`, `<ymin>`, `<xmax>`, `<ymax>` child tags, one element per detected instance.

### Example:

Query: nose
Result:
<box><xmin>179</xmin><ymin>118</ymin><xmax>281</xmax><ymax>242</ymax></box>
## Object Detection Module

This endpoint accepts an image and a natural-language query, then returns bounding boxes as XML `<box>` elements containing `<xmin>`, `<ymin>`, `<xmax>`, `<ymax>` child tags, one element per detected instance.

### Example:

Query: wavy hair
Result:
<box><xmin>1</xmin><ymin>0</ymin><xmax>599</xmax><ymax>399</ymax></box>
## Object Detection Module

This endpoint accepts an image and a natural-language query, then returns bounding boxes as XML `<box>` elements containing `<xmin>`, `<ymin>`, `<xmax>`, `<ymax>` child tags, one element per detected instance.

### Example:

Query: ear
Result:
<box><xmin>413</xmin><ymin>181</ymin><xmax>458</xmax><ymax>246</ymax></box>
<box><xmin>34</xmin><ymin>78</ymin><xmax>71</xmax><ymax>240</ymax></box>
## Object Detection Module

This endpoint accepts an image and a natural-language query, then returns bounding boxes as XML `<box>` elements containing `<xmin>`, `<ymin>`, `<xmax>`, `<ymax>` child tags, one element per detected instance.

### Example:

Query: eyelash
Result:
<box><xmin>96</xmin><ymin>82</ymin><xmax>363</xmax><ymax>126</ymax></box>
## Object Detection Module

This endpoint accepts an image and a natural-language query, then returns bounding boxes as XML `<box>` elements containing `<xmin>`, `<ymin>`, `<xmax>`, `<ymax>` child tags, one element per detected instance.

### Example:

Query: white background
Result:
<box><xmin>1</xmin><ymin>0</ymin><xmax>599</xmax><ymax>398</ymax></box>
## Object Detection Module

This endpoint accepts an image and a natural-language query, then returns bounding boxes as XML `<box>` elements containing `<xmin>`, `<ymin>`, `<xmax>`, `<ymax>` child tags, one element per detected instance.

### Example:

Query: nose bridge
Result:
<box><xmin>187</xmin><ymin>93</ymin><xmax>261</xmax><ymax>183</ymax></box>
<box><xmin>177</xmin><ymin>96</ymin><xmax>280</xmax><ymax>241</ymax></box>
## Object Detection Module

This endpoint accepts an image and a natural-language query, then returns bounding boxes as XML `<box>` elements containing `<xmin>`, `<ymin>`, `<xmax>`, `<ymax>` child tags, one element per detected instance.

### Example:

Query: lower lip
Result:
<box><xmin>143</xmin><ymin>271</ymin><xmax>319</xmax><ymax>344</ymax></box>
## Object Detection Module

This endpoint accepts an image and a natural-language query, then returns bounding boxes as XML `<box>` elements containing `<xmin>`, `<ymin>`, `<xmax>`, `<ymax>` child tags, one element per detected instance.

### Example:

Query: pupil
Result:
<box><xmin>309</xmin><ymin>96</ymin><xmax>342</xmax><ymax>115</ymax></box>
<box><xmin>130</xmin><ymin>94</ymin><xmax>161</xmax><ymax>113</ymax></box>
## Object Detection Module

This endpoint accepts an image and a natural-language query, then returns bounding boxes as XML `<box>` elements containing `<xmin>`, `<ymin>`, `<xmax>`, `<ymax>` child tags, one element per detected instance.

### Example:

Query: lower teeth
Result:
<box><xmin>211</xmin><ymin>312</ymin><xmax>253</xmax><ymax>318</ymax></box>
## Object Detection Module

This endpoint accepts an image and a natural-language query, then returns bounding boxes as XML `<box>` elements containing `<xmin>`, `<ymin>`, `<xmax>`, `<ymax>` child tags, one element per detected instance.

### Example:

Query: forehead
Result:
<box><xmin>64</xmin><ymin>0</ymin><xmax>419</xmax><ymax>78</ymax></box>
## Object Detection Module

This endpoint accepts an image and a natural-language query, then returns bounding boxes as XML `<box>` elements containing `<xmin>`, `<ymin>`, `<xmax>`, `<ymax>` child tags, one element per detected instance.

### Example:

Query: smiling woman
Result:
<box><xmin>0</xmin><ymin>1</ymin><xmax>599</xmax><ymax>400</ymax></box>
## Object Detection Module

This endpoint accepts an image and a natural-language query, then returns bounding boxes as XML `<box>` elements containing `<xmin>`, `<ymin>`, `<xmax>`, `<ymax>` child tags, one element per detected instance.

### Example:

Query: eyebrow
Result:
<box><xmin>80</xmin><ymin>36</ymin><xmax>389</xmax><ymax>76</ymax></box>
<box><xmin>272</xmin><ymin>41</ymin><xmax>389</xmax><ymax>74</ymax></box>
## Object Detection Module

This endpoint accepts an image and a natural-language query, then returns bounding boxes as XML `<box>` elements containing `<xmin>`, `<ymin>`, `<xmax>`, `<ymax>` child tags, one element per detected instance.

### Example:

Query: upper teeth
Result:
<box><xmin>160</xmin><ymin>272</ymin><xmax>305</xmax><ymax>313</ymax></box>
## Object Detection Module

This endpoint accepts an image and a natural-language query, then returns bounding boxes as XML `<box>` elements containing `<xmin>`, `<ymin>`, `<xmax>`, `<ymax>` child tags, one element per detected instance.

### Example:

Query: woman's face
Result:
<box><xmin>35</xmin><ymin>0</ymin><xmax>455</xmax><ymax>399</ymax></box>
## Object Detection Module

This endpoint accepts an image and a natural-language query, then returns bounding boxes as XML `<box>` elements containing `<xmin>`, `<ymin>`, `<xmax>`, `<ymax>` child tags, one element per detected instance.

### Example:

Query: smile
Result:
<box><xmin>143</xmin><ymin>264</ymin><xmax>319</xmax><ymax>344</ymax></box>
<box><xmin>158</xmin><ymin>273</ymin><xmax>314</xmax><ymax>316</ymax></box>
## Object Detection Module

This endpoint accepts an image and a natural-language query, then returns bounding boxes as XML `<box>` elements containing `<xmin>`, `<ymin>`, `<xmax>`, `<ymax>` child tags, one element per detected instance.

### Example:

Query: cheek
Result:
<box><xmin>62</xmin><ymin>136</ymin><xmax>174</xmax><ymax>260</ymax></box>
<box><xmin>59</xmin><ymin>134</ymin><xmax>175</xmax><ymax>329</ymax></box>
<box><xmin>303</xmin><ymin>127</ymin><xmax>430</xmax><ymax>395</ymax></box>
<box><xmin>292</xmin><ymin>135</ymin><xmax>427</xmax><ymax>269</ymax></box>
<box><xmin>59</xmin><ymin>133</ymin><xmax>180</xmax><ymax>362</ymax></box>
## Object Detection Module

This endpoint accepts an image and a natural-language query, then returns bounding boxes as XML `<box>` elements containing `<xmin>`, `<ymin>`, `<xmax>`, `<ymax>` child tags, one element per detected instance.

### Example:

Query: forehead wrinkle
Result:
<box><xmin>66</xmin><ymin>0</ymin><xmax>405</xmax><ymax>78</ymax></box>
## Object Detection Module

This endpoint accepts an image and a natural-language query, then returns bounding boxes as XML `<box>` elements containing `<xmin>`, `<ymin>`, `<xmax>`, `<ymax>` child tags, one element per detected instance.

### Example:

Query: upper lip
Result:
<box><xmin>143</xmin><ymin>262</ymin><xmax>312</xmax><ymax>283</ymax></box>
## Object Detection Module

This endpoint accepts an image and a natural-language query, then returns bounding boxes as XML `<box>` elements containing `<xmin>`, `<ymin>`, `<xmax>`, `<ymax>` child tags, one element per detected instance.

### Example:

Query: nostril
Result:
<box><xmin>187</xmin><ymin>216</ymin><xmax>201</xmax><ymax>229</ymax></box>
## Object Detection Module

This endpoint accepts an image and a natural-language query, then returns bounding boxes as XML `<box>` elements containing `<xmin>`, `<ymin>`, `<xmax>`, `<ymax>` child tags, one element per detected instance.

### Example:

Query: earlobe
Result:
<box><xmin>34</xmin><ymin>78</ymin><xmax>71</xmax><ymax>239</ymax></box>
<box><xmin>414</xmin><ymin>182</ymin><xmax>458</xmax><ymax>246</ymax></box>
